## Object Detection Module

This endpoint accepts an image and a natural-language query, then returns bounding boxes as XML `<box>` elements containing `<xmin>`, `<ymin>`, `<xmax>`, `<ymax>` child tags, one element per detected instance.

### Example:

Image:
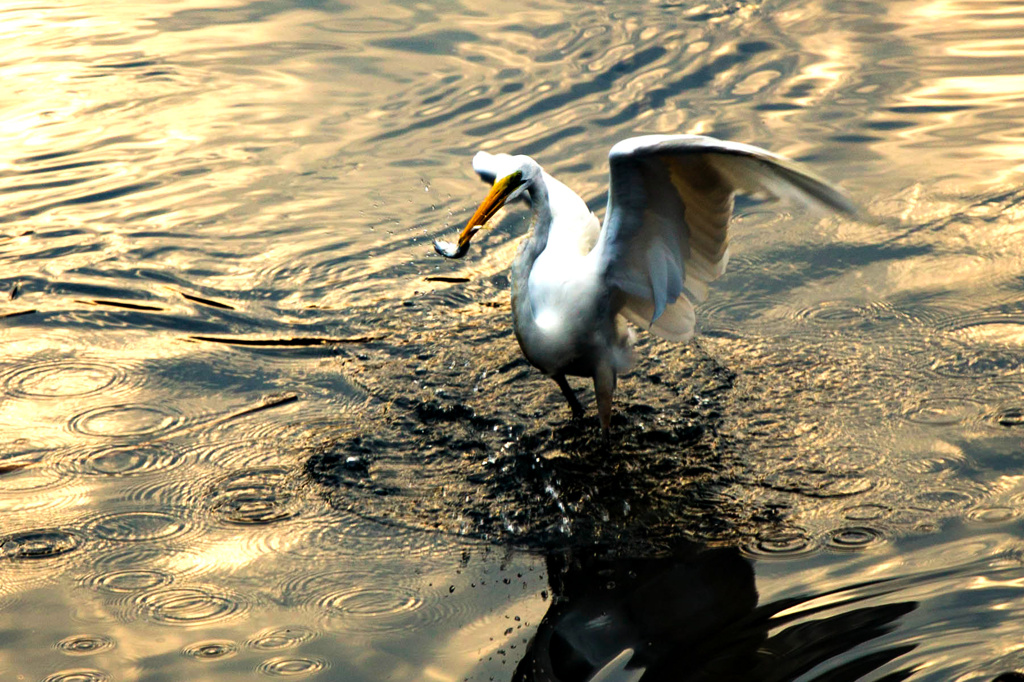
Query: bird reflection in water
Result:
<box><xmin>513</xmin><ymin>541</ymin><xmax>917</xmax><ymax>681</ymax></box>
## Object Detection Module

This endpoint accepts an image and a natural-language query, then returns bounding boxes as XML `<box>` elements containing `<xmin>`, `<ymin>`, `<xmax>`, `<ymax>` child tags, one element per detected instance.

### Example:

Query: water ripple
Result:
<box><xmin>42</xmin><ymin>670</ymin><xmax>110</xmax><ymax>682</ymax></box>
<box><xmin>257</xmin><ymin>656</ymin><xmax>328</xmax><ymax>677</ymax></box>
<box><xmin>903</xmin><ymin>396</ymin><xmax>986</xmax><ymax>426</ymax></box>
<box><xmin>85</xmin><ymin>509</ymin><xmax>192</xmax><ymax>543</ymax></box>
<box><xmin>945</xmin><ymin>314</ymin><xmax>1024</xmax><ymax>347</ymax></box>
<box><xmin>0</xmin><ymin>440</ymin><xmax>43</xmax><ymax>476</ymax></box>
<box><xmin>1</xmin><ymin>359</ymin><xmax>129</xmax><ymax>399</ymax></box>
<box><xmin>207</xmin><ymin>467</ymin><xmax>301</xmax><ymax>526</ymax></box>
<box><xmin>825</xmin><ymin>526</ymin><xmax>888</xmax><ymax>551</ymax></box>
<box><xmin>926</xmin><ymin>313</ymin><xmax>1024</xmax><ymax>380</ymax></box>
<box><xmin>182</xmin><ymin>639</ymin><xmax>240</xmax><ymax>661</ymax></box>
<box><xmin>67</xmin><ymin>403</ymin><xmax>183</xmax><ymax>439</ymax></box>
<box><xmin>842</xmin><ymin>503</ymin><xmax>891</xmax><ymax>521</ymax></box>
<box><xmin>742</xmin><ymin>528</ymin><xmax>816</xmax><ymax>558</ymax></box>
<box><xmin>769</xmin><ymin>467</ymin><xmax>874</xmax><ymax>498</ymax></box>
<box><xmin>698</xmin><ymin>294</ymin><xmax>797</xmax><ymax>333</ymax></box>
<box><xmin>280</xmin><ymin>515</ymin><xmax>442</xmax><ymax>561</ymax></box>
<box><xmin>192</xmin><ymin>439</ymin><xmax>294</xmax><ymax>470</ymax></box>
<box><xmin>966</xmin><ymin>505</ymin><xmax>1018</xmax><ymax>523</ymax></box>
<box><xmin>319</xmin><ymin>585</ymin><xmax>423</xmax><ymax>622</ymax></box>
<box><xmin>912</xmin><ymin>489</ymin><xmax>981</xmax><ymax>513</ymax></box>
<box><xmin>792</xmin><ymin>299</ymin><xmax>905</xmax><ymax>329</ymax></box>
<box><xmin>906</xmin><ymin>450</ymin><xmax>969</xmax><ymax>475</ymax></box>
<box><xmin>121</xmin><ymin>467</ymin><xmax>220</xmax><ymax>508</ymax></box>
<box><xmin>282</xmin><ymin>570</ymin><xmax>450</xmax><ymax>634</ymax></box>
<box><xmin>60</xmin><ymin>443</ymin><xmax>184</xmax><ymax>477</ymax></box>
<box><xmin>245</xmin><ymin>626</ymin><xmax>318</xmax><ymax>651</ymax></box>
<box><xmin>0</xmin><ymin>465</ymin><xmax>79</xmax><ymax>516</ymax></box>
<box><xmin>843</xmin><ymin>300</ymin><xmax>967</xmax><ymax>333</ymax></box>
<box><xmin>990</xmin><ymin>406</ymin><xmax>1024</xmax><ymax>428</ymax></box>
<box><xmin>137</xmin><ymin>586</ymin><xmax>248</xmax><ymax>627</ymax></box>
<box><xmin>925</xmin><ymin>346</ymin><xmax>1024</xmax><ymax>379</ymax></box>
<box><xmin>83</xmin><ymin>568</ymin><xmax>174</xmax><ymax>595</ymax></box>
<box><xmin>0</xmin><ymin>528</ymin><xmax>82</xmax><ymax>561</ymax></box>
<box><xmin>4</xmin><ymin>1</ymin><xmax>1024</xmax><ymax>677</ymax></box>
<box><xmin>55</xmin><ymin>634</ymin><xmax>116</xmax><ymax>656</ymax></box>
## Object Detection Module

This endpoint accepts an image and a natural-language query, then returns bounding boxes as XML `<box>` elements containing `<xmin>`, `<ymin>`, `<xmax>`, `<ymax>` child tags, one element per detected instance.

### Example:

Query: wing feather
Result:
<box><xmin>595</xmin><ymin>134</ymin><xmax>857</xmax><ymax>341</ymax></box>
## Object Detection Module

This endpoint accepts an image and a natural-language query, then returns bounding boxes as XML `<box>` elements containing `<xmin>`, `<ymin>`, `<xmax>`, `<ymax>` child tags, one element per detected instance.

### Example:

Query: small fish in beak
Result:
<box><xmin>433</xmin><ymin>171</ymin><xmax>523</xmax><ymax>260</ymax></box>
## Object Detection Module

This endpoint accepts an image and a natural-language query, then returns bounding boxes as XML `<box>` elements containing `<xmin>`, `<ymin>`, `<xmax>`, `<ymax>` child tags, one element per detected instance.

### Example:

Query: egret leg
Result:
<box><xmin>553</xmin><ymin>374</ymin><xmax>585</xmax><ymax>419</ymax></box>
<box><xmin>594</xmin><ymin>365</ymin><xmax>617</xmax><ymax>435</ymax></box>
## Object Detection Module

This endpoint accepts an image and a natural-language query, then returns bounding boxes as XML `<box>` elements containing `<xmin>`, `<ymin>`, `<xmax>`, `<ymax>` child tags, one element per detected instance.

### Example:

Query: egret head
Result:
<box><xmin>434</xmin><ymin>153</ymin><xmax>537</xmax><ymax>259</ymax></box>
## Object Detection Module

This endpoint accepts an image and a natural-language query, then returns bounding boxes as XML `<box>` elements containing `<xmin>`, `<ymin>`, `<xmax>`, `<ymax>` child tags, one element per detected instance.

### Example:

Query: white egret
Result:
<box><xmin>435</xmin><ymin>135</ymin><xmax>857</xmax><ymax>433</ymax></box>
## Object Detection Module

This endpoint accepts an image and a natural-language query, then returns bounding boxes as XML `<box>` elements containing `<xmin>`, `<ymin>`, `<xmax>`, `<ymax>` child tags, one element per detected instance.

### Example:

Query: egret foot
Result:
<box><xmin>553</xmin><ymin>374</ymin><xmax>585</xmax><ymax>420</ymax></box>
<box><xmin>594</xmin><ymin>364</ymin><xmax>616</xmax><ymax>436</ymax></box>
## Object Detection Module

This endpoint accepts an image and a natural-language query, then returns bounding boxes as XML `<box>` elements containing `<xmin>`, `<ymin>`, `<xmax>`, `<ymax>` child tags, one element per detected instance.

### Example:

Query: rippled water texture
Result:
<box><xmin>3</xmin><ymin>0</ymin><xmax>1024</xmax><ymax>680</ymax></box>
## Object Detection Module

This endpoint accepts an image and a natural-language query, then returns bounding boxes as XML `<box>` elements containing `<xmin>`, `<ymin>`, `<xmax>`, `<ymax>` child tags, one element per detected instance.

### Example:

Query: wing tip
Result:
<box><xmin>804</xmin><ymin>183</ymin><xmax>864</xmax><ymax>220</ymax></box>
<box><xmin>609</xmin><ymin>135</ymin><xmax>864</xmax><ymax>220</ymax></box>
<box><xmin>609</xmin><ymin>134</ymin><xmax>710</xmax><ymax>160</ymax></box>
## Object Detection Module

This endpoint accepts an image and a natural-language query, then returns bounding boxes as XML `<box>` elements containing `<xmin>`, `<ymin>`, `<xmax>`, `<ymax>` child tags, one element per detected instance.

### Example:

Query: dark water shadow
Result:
<box><xmin>302</xmin><ymin>283</ymin><xmax>766</xmax><ymax>550</ymax></box>
<box><xmin>512</xmin><ymin>539</ymin><xmax>919</xmax><ymax>682</ymax></box>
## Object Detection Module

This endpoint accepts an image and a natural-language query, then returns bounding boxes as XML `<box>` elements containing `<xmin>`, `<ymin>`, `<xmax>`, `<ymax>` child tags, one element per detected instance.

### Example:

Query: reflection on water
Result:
<box><xmin>514</xmin><ymin>542</ymin><xmax>763</xmax><ymax>681</ymax></box>
<box><xmin>3</xmin><ymin>0</ymin><xmax>1024</xmax><ymax>679</ymax></box>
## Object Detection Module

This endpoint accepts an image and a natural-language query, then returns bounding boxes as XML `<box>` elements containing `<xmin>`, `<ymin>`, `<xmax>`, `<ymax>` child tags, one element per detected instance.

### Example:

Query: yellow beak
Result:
<box><xmin>435</xmin><ymin>171</ymin><xmax>523</xmax><ymax>259</ymax></box>
<box><xmin>454</xmin><ymin>171</ymin><xmax>523</xmax><ymax>250</ymax></box>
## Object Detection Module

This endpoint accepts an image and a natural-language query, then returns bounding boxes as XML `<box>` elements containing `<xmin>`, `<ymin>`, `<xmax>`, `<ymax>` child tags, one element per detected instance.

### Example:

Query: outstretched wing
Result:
<box><xmin>594</xmin><ymin>134</ymin><xmax>858</xmax><ymax>341</ymax></box>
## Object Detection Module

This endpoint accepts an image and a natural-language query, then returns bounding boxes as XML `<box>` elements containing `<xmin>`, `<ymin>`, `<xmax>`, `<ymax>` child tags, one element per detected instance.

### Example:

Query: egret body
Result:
<box><xmin>435</xmin><ymin>135</ymin><xmax>857</xmax><ymax>433</ymax></box>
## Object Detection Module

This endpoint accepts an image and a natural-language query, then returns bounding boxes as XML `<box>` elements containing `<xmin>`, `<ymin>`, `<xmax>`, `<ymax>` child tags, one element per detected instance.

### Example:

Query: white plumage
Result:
<box><xmin>435</xmin><ymin>134</ymin><xmax>857</xmax><ymax>433</ymax></box>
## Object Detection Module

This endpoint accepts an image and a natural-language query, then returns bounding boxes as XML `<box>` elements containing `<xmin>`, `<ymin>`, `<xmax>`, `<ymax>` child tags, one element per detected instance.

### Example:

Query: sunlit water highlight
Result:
<box><xmin>3</xmin><ymin>0</ymin><xmax>1024</xmax><ymax>680</ymax></box>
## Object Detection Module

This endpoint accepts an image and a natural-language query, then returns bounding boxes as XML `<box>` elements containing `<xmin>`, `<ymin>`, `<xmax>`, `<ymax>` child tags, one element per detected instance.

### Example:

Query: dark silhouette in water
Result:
<box><xmin>513</xmin><ymin>540</ymin><xmax>917</xmax><ymax>681</ymax></box>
